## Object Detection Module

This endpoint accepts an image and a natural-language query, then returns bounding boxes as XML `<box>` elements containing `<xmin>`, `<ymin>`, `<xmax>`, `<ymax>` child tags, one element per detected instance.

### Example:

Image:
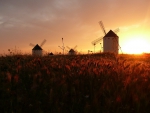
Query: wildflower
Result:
<box><xmin>133</xmin><ymin>94</ymin><xmax>139</xmax><ymax>102</ymax></box>
<box><xmin>14</xmin><ymin>75</ymin><xmax>19</xmax><ymax>83</ymax></box>
<box><xmin>124</xmin><ymin>76</ymin><xmax>131</xmax><ymax>88</ymax></box>
<box><xmin>65</xmin><ymin>65</ymin><xmax>70</xmax><ymax>71</ymax></box>
<box><xmin>16</xmin><ymin>65</ymin><xmax>22</xmax><ymax>73</ymax></box>
<box><xmin>6</xmin><ymin>72</ymin><xmax>11</xmax><ymax>82</ymax></box>
<box><xmin>116</xmin><ymin>95</ymin><xmax>121</xmax><ymax>103</ymax></box>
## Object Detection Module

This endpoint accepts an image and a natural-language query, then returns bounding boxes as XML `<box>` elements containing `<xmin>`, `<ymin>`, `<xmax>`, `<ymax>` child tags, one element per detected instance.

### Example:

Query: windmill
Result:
<box><xmin>99</xmin><ymin>21</ymin><xmax>123</xmax><ymax>54</ymax></box>
<box><xmin>29</xmin><ymin>39</ymin><xmax>46</xmax><ymax>56</ymax></box>
<box><xmin>91</xmin><ymin>21</ymin><xmax>122</xmax><ymax>54</ymax></box>
<box><xmin>66</xmin><ymin>45</ymin><xmax>77</xmax><ymax>55</ymax></box>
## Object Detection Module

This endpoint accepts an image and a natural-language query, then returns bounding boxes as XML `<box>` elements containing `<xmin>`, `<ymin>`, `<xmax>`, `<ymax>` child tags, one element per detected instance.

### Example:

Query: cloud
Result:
<box><xmin>0</xmin><ymin>0</ymin><xmax>150</xmax><ymax>54</ymax></box>
<box><xmin>0</xmin><ymin>0</ymin><xmax>149</xmax><ymax>30</ymax></box>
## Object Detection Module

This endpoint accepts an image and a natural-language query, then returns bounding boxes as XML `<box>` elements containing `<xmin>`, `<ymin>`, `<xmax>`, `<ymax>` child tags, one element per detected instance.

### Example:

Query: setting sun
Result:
<box><xmin>122</xmin><ymin>35</ymin><xmax>150</xmax><ymax>54</ymax></box>
<box><xmin>1</xmin><ymin>0</ymin><xmax>150</xmax><ymax>55</ymax></box>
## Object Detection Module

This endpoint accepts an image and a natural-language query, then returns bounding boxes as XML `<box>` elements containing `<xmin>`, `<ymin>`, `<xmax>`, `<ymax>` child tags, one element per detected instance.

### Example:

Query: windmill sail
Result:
<box><xmin>29</xmin><ymin>43</ymin><xmax>35</xmax><ymax>47</ymax></box>
<box><xmin>40</xmin><ymin>39</ymin><xmax>46</xmax><ymax>47</ymax></box>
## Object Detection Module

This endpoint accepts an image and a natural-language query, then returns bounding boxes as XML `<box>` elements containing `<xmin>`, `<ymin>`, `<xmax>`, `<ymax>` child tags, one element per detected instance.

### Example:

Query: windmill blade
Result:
<box><xmin>99</xmin><ymin>21</ymin><xmax>107</xmax><ymax>35</ymax></box>
<box><xmin>40</xmin><ymin>39</ymin><xmax>46</xmax><ymax>47</ymax></box>
<box><xmin>29</xmin><ymin>43</ymin><xmax>35</xmax><ymax>47</ymax></box>
<box><xmin>75</xmin><ymin>50</ymin><xmax>78</xmax><ymax>53</ymax></box>
<box><xmin>66</xmin><ymin>46</ymin><xmax>71</xmax><ymax>50</ymax></box>
<box><xmin>113</xmin><ymin>28</ymin><xmax>119</xmax><ymax>34</ymax></box>
<box><xmin>74</xmin><ymin>45</ymin><xmax>77</xmax><ymax>50</ymax></box>
<box><xmin>91</xmin><ymin>36</ymin><xmax>103</xmax><ymax>45</ymax></box>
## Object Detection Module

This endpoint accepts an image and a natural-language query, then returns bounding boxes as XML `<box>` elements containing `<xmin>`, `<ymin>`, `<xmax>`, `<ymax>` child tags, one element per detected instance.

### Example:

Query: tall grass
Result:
<box><xmin>0</xmin><ymin>53</ymin><xmax>150</xmax><ymax>113</ymax></box>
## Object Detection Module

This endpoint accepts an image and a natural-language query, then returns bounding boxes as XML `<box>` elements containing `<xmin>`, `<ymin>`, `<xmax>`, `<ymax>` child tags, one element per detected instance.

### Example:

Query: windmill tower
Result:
<box><xmin>99</xmin><ymin>21</ymin><xmax>120</xmax><ymax>54</ymax></box>
<box><xmin>103</xmin><ymin>30</ymin><xmax>119</xmax><ymax>54</ymax></box>
<box><xmin>66</xmin><ymin>45</ymin><xmax>77</xmax><ymax>55</ymax></box>
<box><xmin>29</xmin><ymin>39</ymin><xmax>46</xmax><ymax>56</ymax></box>
<box><xmin>92</xmin><ymin>21</ymin><xmax>121</xmax><ymax>54</ymax></box>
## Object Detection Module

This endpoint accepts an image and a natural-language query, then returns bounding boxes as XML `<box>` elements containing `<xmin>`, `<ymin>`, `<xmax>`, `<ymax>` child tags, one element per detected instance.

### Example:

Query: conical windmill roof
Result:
<box><xmin>104</xmin><ymin>30</ymin><xmax>118</xmax><ymax>37</ymax></box>
<box><xmin>69</xmin><ymin>49</ymin><xmax>75</xmax><ymax>52</ymax></box>
<box><xmin>32</xmin><ymin>44</ymin><xmax>43</xmax><ymax>50</ymax></box>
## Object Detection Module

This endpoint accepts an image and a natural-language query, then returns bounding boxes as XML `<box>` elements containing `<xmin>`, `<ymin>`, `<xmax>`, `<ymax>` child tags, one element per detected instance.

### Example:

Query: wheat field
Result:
<box><xmin>0</xmin><ymin>53</ymin><xmax>150</xmax><ymax>113</ymax></box>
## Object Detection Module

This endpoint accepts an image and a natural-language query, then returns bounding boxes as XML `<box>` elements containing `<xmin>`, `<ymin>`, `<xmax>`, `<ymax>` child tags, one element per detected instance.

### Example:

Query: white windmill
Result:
<box><xmin>66</xmin><ymin>45</ymin><xmax>77</xmax><ymax>55</ymax></box>
<box><xmin>29</xmin><ymin>39</ymin><xmax>46</xmax><ymax>56</ymax></box>
<box><xmin>92</xmin><ymin>21</ymin><xmax>122</xmax><ymax>54</ymax></box>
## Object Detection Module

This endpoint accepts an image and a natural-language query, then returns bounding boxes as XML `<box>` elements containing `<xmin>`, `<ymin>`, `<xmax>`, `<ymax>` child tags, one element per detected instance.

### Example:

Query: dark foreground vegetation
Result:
<box><xmin>0</xmin><ymin>53</ymin><xmax>150</xmax><ymax>113</ymax></box>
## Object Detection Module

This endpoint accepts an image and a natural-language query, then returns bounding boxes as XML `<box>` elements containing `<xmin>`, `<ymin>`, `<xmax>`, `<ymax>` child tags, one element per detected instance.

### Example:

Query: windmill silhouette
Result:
<box><xmin>66</xmin><ymin>45</ymin><xmax>77</xmax><ymax>55</ymax></box>
<box><xmin>91</xmin><ymin>21</ymin><xmax>122</xmax><ymax>54</ymax></box>
<box><xmin>29</xmin><ymin>39</ymin><xmax>46</xmax><ymax>56</ymax></box>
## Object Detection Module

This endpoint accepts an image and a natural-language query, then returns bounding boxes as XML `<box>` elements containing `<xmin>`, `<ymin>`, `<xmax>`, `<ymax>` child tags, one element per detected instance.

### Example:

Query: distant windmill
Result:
<box><xmin>29</xmin><ymin>39</ymin><xmax>46</xmax><ymax>56</ymax></box>
<box><xmin>91</xmin><ymin>21</ymin><xmax>122</xmax><ymax>54</ymax></box>
<box><xmin>66</xmin><ymin>45</ymin><xmax>77</xmax><ymax>55</ymax></box>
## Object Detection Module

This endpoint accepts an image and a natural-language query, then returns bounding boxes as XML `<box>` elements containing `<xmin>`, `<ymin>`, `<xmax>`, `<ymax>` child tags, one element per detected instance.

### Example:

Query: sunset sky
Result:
<box><xmin>1</xmin><ymin>0</ymin><xmax>150</xmax><ymax>55</ymax></box>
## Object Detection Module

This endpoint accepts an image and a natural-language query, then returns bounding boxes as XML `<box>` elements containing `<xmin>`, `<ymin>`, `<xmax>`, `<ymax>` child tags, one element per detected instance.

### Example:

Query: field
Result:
<box><xmin>1</xmin><ymin>53</ymin><xmax>150</xmax><ymax>113</ymax></box>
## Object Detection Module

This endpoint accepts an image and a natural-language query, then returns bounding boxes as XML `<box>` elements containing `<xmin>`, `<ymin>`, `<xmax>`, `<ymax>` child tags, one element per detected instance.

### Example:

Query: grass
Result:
<box><xmin>0</xmin><ymin>53</ymin><xmax>150</xmax><ymax>113</ymax></box>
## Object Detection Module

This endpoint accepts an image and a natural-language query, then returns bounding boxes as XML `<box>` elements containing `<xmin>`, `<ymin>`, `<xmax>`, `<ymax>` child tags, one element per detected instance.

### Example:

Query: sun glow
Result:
<box><xmin>123</xmin><ymin>35</ymin><xmax>150</xmax><ymax>54</ymax></box>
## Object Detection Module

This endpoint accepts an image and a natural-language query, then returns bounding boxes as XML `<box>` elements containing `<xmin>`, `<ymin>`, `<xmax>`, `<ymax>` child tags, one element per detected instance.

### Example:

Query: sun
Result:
<box><xmin>123</xmin><ymin>35</ymin><xmax>150</xmax><ymax>54</ymax></box>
